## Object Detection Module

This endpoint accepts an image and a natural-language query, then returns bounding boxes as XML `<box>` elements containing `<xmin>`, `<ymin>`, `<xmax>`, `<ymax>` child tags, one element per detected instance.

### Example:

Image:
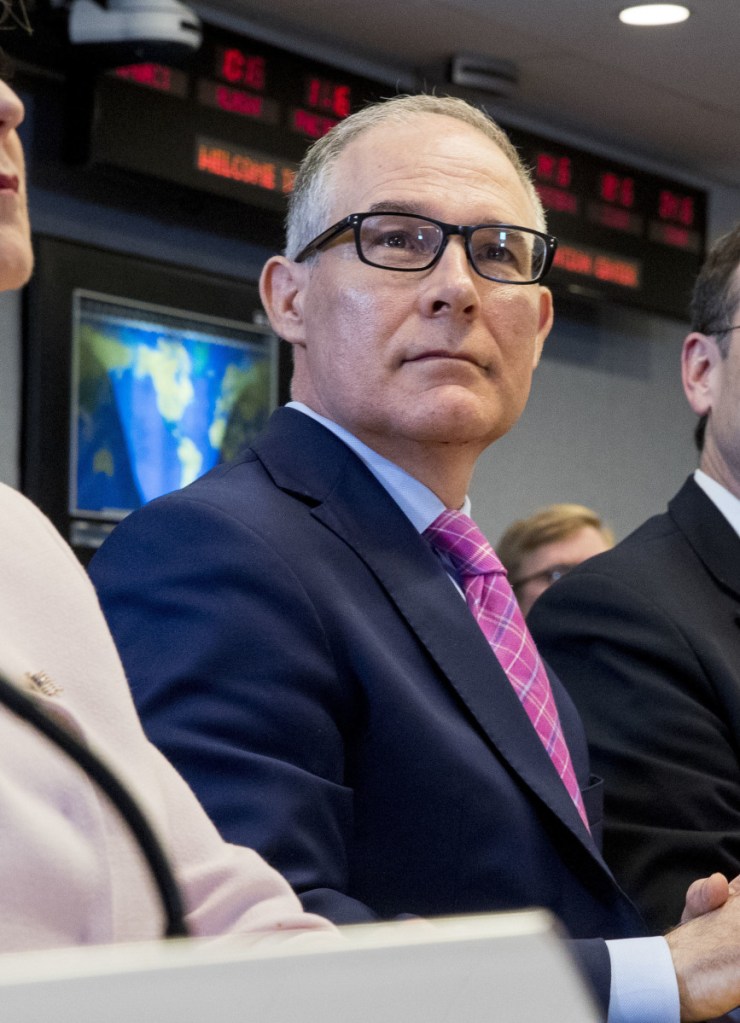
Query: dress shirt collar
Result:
<box><xmin>287</xmin><ymin>402</ymin><xmax>471</xmax><ymax>531</ymax></box>
<box><xmin>694</xmin><ymin>469</ymin><xmax>740</xmax><ymax>540</ymax></box>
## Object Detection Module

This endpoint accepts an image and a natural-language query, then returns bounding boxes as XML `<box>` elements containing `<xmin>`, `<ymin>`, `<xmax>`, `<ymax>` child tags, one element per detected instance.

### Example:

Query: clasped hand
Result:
<box><xmin>669</xmin><ymin>872</ymin><xmax>740</xmax><ymax>1021</ymax></box>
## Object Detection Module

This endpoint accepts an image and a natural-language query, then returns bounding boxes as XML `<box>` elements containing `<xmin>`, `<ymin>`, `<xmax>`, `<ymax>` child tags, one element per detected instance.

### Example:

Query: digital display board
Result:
<box><xmin>92</xmin><ymin>24</ymin><xmax>387</xmax><ymax>211</ymax></box>
<box><xmin>89</xmin><ymin>23</ymin><xmax>707</xmax><ymax>319</ymax></box>
<box><xmin>507</xmin><ymin>126</ymin><xmax>706</xmax><ymax>318</ymax></box>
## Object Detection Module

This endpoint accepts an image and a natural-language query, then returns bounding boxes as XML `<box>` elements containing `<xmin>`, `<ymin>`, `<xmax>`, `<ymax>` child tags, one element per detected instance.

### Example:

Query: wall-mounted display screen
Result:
<box><xmin>71</xmin><ymin>292</ymin><xmax>277</xmax><ymax>521</ymax></box>
<box><xmin>23</xmin><ymin>237</ymin><xmax>287</xmax><ymax>562</ymax></box>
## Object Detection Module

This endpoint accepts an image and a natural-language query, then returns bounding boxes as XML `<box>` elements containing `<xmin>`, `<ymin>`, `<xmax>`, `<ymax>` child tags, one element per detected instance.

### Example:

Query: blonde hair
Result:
<box><xmin>497</xmin><ymin>503</ymin><xmax>614</xmax><ymax>584</ymax></box>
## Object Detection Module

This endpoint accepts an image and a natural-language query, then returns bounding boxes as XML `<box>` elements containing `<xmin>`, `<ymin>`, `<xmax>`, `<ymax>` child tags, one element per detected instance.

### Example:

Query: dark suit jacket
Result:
<box><xmin>90</xmin><ymin>408</ymin><xmax>645</xmax><ymax>1005</ymax></box>
<box><xmin>530</xmin><ymin>476</ymin><xmax>740</xmax><ymax>933</ymax></box>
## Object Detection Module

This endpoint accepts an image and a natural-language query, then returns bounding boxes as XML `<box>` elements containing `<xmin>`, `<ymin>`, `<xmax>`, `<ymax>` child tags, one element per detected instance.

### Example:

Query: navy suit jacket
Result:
<box><xmin>530</xmin><ymin>476</ymin><xmax>740</xmax><ymax>933</ymax></box>
<box><xmin>90</xmin><ymin>408</ymin><xmax>645</xmax><ymax>1005</ymax></box>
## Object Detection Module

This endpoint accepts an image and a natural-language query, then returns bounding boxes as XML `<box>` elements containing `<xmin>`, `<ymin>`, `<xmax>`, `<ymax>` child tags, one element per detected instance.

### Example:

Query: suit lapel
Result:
<box><xmin>254</xmin><ymin>409</ymin><xmax>597</xmax><ymax>850</ymax></box>
<box><xmin>670</xmin><ymin>477</ymin><xmax>740</xmax><ymax>601</ymax></box>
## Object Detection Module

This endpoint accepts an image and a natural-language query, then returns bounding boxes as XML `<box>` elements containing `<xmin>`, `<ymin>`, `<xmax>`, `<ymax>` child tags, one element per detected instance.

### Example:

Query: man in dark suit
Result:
<box><xmin>90</xmin><ymin>97</ymin><xmax>740</xmax><ymax>1020</ymax></box>
<box><xmin>530</xmin><ymin>224</ymin><xmax>740</xmax><ymax>934</ymax></box>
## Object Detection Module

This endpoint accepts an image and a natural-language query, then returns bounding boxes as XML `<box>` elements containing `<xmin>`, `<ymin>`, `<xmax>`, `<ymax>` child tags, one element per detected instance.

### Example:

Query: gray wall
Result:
<box><xmin>471</xmin><ymin>303</ymin><xmax>697</xmax><ymax>544</ymax></box>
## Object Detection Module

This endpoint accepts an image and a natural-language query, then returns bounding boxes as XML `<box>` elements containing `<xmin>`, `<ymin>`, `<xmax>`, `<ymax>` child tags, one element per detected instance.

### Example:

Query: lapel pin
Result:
<box><xmin>25</xmin><ymin>670</ymin><xmax>63</xmax><ymax>698</ymax></box>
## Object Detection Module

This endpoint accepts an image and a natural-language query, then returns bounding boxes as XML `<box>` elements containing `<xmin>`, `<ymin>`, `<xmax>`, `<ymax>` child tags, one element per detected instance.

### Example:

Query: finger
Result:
<box><xmin>681</xmin><ymin>873</ymin><xmax>730</xmax><ymax>924</ymax></box>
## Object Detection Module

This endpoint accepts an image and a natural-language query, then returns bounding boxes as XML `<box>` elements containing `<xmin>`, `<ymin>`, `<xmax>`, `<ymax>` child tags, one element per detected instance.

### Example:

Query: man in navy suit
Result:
<box><xmin>529</xmin><ymin>224</ymin><xmax>740</xmax><ymax>935</ymax></box>
<box><xmin>91</xmin><ymin>96</ymin><xmax>740</xmax><ymax>1021</ymax></box>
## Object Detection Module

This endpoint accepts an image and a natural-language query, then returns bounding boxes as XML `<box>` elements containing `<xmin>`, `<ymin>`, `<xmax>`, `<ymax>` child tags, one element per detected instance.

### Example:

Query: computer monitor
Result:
<box><xmin>23</xmin><ymin>236</ymin><xmax>286</xmax><ymax>561</ymax></box>
<box><xmin>70</xmin><ymin>289</ymin><xmax>277</xmax><ymax>523</ymax></box>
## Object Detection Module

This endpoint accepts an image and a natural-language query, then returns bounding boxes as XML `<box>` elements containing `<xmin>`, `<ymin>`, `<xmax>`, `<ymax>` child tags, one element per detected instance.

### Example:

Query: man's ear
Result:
<box><xmin>258</xmin><ymin>256</ymin><xmax>308</xmax><ymax>346</ymax></box>
<box><xmin>682</xmin><ymin>332</ymin><xmax>721</xmax><ymax>417</ymax></box>
<box><xmin>532</xmin><ymin>286</ymin><xmax>554</xmax><ymax>368</ymax></box>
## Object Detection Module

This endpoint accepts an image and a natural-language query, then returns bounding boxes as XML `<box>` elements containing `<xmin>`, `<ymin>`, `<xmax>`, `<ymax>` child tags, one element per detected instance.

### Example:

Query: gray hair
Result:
<box><xmin>284</xmin><ymin>93</ymin><xmax>547</xmax><ymax>259</ymax></box>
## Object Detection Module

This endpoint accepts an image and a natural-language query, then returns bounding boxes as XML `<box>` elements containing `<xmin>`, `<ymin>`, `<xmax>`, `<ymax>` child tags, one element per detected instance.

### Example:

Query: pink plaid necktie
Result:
<box><xmin>425</xmin><ymin>508</ymin><xmax>589</xmax><ymax>830</ymax></box>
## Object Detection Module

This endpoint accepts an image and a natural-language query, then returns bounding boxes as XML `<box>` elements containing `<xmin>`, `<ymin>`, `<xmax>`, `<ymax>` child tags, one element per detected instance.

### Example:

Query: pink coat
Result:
<box><xmin>0</xmin><ymin>483</ymin><xmax>334</xmax><ymax>951</ymax></box>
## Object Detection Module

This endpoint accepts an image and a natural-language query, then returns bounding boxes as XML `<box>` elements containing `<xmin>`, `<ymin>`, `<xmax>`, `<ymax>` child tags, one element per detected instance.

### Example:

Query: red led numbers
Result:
<box><xmin>536</xmin><ymin>153</ymin><xmax>572</xmax><ymax>188</ymax></box>
<box><xmin>218</xmin><ymin>49</ymin><xmax>266</xmax><ymax>91</ymax></box>
<box><xmin>600</xmin><ymin>172</ymin><xmax>635</xmax><ymax>208</ymax></box>
<box><xmin>305</xmin><ymin>78</ymin><xmax>351</xmax><ymax>118</ymax></box>
<box><xmin>658</xmin><ymin>189</ymin><xmax>695</xmax><ymax>227</ymax></box>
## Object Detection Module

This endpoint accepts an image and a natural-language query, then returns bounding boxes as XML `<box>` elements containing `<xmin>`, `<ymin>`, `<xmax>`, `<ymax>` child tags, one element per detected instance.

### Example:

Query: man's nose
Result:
<box><xmin>421</xmin><ymin>236</ymin><xmax>480</xmax><ymax>314</ymax></box>
<box><xmin>0</xmin><ymin>82</ymin><xmax>25</xmax><ymax>136</ymax></box>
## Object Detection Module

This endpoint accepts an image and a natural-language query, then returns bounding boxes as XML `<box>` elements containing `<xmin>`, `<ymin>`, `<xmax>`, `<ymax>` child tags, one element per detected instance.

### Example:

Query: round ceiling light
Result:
<box><xmin>619</xmin><ymin>4</ymin><xmax>690</xmax><ymax>25</ymax></box>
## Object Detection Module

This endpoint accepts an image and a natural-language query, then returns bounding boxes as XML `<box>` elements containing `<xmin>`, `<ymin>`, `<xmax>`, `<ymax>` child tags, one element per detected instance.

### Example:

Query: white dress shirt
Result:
<box><xmin>695</xmin><ymin>469</ymin><xmax>740</xmax><ymax>536</ymax></box>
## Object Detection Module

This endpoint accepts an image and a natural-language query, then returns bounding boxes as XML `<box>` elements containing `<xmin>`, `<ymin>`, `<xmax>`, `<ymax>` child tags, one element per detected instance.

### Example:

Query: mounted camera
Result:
<box><xmin>62</xmin><ymin>0</ymin><xmax>201</xmax><ymax>64</ymax></box>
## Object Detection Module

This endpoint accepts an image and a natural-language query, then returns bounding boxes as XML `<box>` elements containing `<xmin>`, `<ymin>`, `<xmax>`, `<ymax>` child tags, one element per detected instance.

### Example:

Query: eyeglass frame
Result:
<box><xmin>702</xmin><ymin>324</ymin><xmax>740</xmax><ymax>335</ymax></box>
<box><xmin>293</xmin><ymin>211</ymin><xmax>558</xmax><ymax>285</ymax></box>
<box><xmin>510</xmin><ymin>563</ymin><xmax>576</xmax><ymax>592</ymax></box>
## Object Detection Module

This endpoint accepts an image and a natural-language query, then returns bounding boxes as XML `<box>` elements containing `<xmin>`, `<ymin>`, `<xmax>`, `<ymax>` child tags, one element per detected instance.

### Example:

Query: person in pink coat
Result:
<box><xmin>0</xmin><ymin>75</ymin><xmax>333</xmax><ymax>952</ymax></box>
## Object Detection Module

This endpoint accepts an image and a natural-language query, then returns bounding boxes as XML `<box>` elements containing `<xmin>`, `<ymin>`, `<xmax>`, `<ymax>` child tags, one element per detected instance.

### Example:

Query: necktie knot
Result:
<box><xmin>424</xmin><ymin>508</ymin><xmax>505</xmax><ymax>579</ymax></box>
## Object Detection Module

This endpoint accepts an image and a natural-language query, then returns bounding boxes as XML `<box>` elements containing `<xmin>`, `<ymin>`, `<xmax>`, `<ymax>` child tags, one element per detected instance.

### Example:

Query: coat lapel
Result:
<box><xmin>255</xmin><ymin>408</ymin><xmax>597</xmax><ymax>850</ymax></box>
<box><xmin>670</xmin><ymin>477</ymin><xmax>740</xmax><ymax>601</ymax></box>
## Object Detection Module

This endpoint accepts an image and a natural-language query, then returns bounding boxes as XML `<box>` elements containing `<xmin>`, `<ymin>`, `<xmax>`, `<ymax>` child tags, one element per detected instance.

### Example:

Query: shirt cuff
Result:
<box><xmin>605</xmin><ymin>937</ymin><xmax>679</xmax><ymax>1023</ymax></box>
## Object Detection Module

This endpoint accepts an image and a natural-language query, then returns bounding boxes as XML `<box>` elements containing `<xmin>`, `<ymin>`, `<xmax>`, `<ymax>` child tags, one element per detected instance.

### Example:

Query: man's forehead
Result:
<box><xmin>328</xmin><ymin>113</ymin><xmax>531</xmax><ymax>221</ymax></box>
<box><xmin>341</xmin><ymin>110</ymin><xmax>505</xmax><ymax>161</ymax></box>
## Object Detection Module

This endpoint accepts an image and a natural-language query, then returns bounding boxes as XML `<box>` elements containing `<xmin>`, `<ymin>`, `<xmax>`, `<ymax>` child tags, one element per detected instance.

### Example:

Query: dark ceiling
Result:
<box><xmin>198</xmin><ymin>0</ymin><xmax>740</xmax><ymax>193</ymax></box>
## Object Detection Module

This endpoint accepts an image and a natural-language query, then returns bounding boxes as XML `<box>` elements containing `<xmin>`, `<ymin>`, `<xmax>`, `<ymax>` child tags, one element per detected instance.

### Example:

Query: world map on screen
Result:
<box><xmin>73</xmin><ymin>297</ymin><xmax>275</xmax><ymax>519</ymax></box>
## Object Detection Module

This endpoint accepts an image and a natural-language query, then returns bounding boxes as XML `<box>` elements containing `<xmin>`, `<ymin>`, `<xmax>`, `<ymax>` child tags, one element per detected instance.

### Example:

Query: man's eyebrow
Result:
<box><xmin>363</xmin><ymin>201</ymin><xmax>511</xmax><ymax>227</ymax></box>
<box><xmin>366</xmin><ymin>200</ymin><xmax>425</xmax><ymax>215</ymax></box>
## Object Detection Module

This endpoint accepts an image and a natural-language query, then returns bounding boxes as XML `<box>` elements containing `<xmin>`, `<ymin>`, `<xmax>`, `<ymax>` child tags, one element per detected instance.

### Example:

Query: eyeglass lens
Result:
<box><xmin>513</xmin><ymin>563</ymin><xmax>575</xmax><ymax>591</ymax></box>
<box><xmin>358</xmin><ymin>214</ymin><xmax>546</xmax><ymax>282</ymax></box>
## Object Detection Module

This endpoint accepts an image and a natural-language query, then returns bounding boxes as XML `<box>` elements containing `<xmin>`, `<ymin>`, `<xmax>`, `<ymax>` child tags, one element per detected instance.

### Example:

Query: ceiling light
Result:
<box><xmin>619</xmin><ymin>4</ymin><xmax>690</xmax><ymax>25</ymax></box>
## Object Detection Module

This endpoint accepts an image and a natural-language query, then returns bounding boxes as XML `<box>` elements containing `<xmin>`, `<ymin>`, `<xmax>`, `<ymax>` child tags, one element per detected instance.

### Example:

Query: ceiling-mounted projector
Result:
<box><xmin>66</xmin><ymin>0</ymin><xmax>201</xmax><ymax>62</ymax></box>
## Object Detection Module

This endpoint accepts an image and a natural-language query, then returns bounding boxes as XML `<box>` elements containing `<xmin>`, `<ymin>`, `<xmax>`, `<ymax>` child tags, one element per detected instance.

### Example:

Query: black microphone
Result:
<box><xmin>0</xmin><ymin>671</ymin><xmax>189</xmax><ymax>939</ymax></box>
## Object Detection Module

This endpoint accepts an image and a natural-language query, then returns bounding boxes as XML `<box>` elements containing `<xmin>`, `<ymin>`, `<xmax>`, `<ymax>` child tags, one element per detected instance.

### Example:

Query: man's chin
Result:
<box><xmin>401</xmin><ymin>393</ymin><xmax>513</xmax><ymax>447</ymax></box>
<box><xmin>0</xmin><ymin>237</ymin><xmax>33</xmax><ymax>292</ymax></box>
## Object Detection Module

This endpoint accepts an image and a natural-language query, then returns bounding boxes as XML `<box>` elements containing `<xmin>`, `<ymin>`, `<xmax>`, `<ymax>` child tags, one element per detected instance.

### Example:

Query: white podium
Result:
<box><xmin>0</xmin><ymin>908</ymin><xmax>600</xmax><ymax>1023</ymax></box>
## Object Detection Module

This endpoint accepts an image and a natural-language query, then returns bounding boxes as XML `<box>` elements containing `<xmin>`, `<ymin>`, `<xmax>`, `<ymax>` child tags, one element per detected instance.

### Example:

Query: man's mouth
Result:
<box><xmin>0</xmin><ymin>174</ymin><xmax>19</xmax><ymax>192</ymax></box>
<box><xmin>406</xmin><ymin>350</ymin><xmax>484</xmax><ymax>368</ymax></box>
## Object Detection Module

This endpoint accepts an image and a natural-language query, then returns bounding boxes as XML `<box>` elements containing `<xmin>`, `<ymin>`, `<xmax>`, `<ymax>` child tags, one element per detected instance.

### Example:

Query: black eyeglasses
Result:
<box><xmin>294</xmin><ymin>211</ymin><xmax>557</xmax><ymax>285</ymax></box>
<box><xmin>704</xmin><ymin>324</ymin><xmax>740</xmax><ymax>335</ymax></box>
<box><xmin>511</xmin><ymin>563</ymin><xmax>575</xmax><ymax>592</ymax></box>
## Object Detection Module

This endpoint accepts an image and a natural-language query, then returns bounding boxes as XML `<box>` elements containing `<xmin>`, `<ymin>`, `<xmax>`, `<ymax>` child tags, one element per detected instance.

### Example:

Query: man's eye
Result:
<box><xmin>365</xmin><ymin>229</ymin><xmax>426</xmax><ymax>255</ymax></box>
<box><xmin>478</xmin><ymin>243</ymin><xmax>515</xmax><ymax>262</ymax></box>
<box><xmin>380</xmin><ymin>231</ymin><xmax>415</xmax><ymax>249</ymax></box>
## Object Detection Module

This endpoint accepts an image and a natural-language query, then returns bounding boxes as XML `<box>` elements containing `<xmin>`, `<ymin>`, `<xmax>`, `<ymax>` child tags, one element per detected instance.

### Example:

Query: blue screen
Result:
<box><xmin>71</xmin><ymin>291</ymin><xmax>277</xmax><ymax>519</ymax></box>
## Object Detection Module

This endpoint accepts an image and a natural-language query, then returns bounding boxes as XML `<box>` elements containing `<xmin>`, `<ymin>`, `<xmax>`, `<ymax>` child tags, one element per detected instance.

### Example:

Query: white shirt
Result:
<box><xmin>694</xmin><ymin>469</ymin><xmax>740</xmax><ymax>536</ymax></box>
<box><xmin>288</xmin><ymin>402</ymin><xmax>679</xmax><ymax>1023</ymax></box>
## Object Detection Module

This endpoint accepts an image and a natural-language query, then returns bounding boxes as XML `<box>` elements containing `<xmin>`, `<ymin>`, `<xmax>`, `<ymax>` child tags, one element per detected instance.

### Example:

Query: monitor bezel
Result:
<box><xmin>68</xmin><ymin>287</ymin><xmax>278</xmax><ymax>524</ymax></box>
<box><xmin>23</xmin><ymin>235</ymin><xmax>289</xmax><ymax>562</ymax></box>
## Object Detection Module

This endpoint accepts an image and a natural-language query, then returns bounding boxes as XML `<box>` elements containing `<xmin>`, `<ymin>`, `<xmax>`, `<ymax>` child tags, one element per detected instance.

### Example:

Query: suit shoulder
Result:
<box><xmin>133</xmin><ymin>450</ymin><xmax>283</xmax><ymax>522</ymax></box>
<box><xmin>560</xmin><ymin>508</ymin><xmax>679</xmax><ymax>584</ymax></box>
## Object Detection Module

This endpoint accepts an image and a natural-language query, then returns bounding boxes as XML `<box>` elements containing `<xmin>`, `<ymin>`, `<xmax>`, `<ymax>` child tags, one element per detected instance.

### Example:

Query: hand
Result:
<box><xmin>680</xmin><ymin>872</ymin><xmax>740</xmax><ymax>924</ymax></box>
<box><xmin>666</xmin><ymin>883</ymin><xmax>740</xmax><ymax>1021</ymax></box>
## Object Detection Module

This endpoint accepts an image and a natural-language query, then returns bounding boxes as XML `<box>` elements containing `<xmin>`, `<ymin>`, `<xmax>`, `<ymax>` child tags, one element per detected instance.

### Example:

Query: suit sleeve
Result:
<box><xmin>529</xmin><ymin>568</ymin><xmax>740</xmax><ymax>934</ymax></box>
<box><xmin>90</xmin><ymin>492</ymin><xmax>384</xmax><ymax>924</ymax></box>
